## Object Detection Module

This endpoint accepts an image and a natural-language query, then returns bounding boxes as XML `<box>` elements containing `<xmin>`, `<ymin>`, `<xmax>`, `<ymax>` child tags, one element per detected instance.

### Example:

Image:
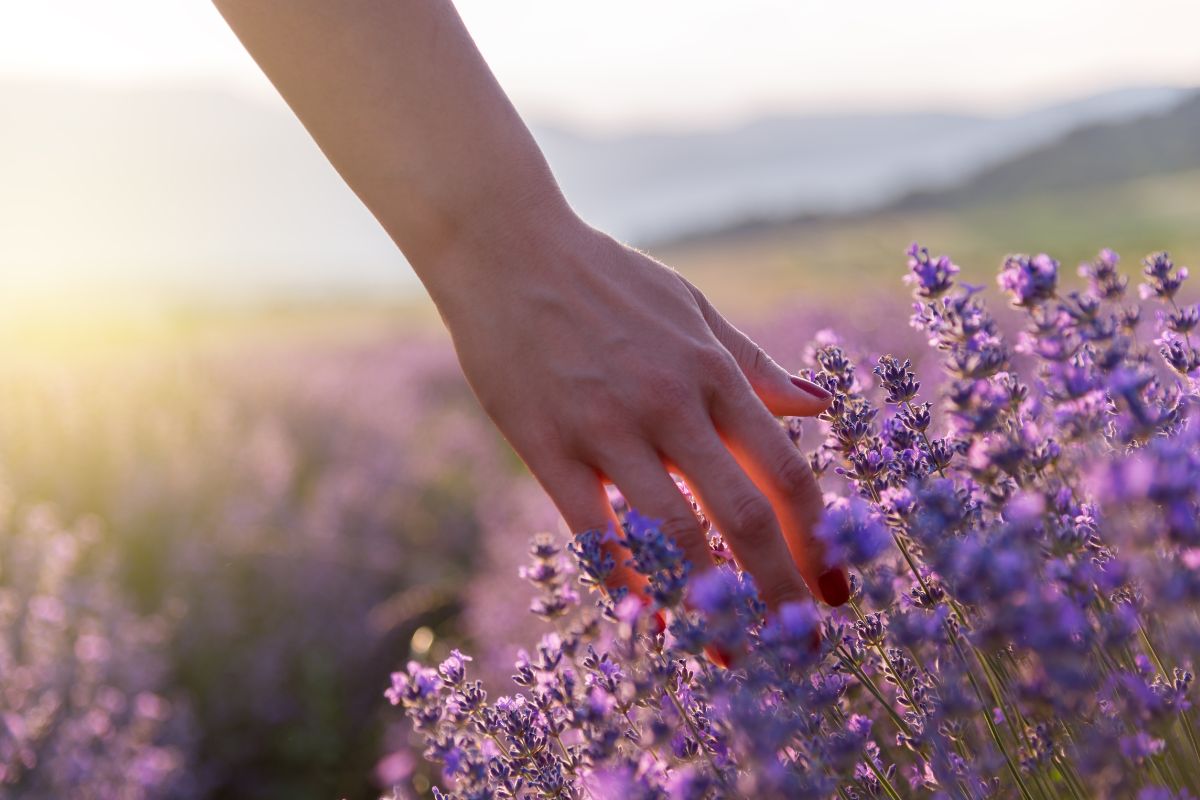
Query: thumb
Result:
<box><xmin>685</xmin><ymin>280</ymin><xmax>832</xmax><ymax>417</ymax></box>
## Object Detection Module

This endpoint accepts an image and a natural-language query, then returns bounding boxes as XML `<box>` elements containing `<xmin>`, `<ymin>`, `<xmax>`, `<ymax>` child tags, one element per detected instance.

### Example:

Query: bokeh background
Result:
<box><xmin>1</xmin><ymin>2</ymin><xmax>1198</xmax><ymax>797</ymax></box>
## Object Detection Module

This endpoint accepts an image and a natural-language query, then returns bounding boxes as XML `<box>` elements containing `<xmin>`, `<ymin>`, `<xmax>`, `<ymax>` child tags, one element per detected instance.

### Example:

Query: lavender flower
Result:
<box><xmin>999</xmin><ymin>252</ymin><xmax>1060</xmax><ymax>307</ymax></box>
<box><xmin>387</xmin><ymin>243</ymin><xmax>1200</xmax><ymax>800</ymax></box>
<box><xmin>1080</xmin><ymin>248</ymin><xmax>1128</xmax><ymax>300</ymax></box>
<box><xmin>905</xmin><ymin>243</ymin><xmax>960</xmax><ymax>299</ymax></box>
<box><xmin>1141</xmin><ymin>251</ymin><xmax>1189</xmax><ymax>301</ymax></box>
<box><xmin>815</xmin><ymin>496</ymin><xmax>891</xmax><ymax>567</ymax></box>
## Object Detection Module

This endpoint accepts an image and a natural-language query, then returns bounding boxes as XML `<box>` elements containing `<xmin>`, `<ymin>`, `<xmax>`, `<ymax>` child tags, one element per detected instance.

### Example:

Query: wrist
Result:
<box><xmin>416</xmin><ymin>177</ymin><xmax>598</xmax><ymax>316</ymax></box>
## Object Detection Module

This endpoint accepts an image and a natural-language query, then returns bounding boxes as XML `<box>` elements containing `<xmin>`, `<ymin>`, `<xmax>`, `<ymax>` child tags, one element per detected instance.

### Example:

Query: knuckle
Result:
<box><xmin>570</xmin><ymin>392</ymin><xmax>623</xmax><ymax>435</ymax></box>
<box><xmin>703</xmin><ymin>355</ymin><xmax>748</xmax><ymax>396</ymax></box>
<box><xmin>695</xmin><ymin>344</ymin><xmax>737</xmax><ymax>376</ymax></box>
<box><xmin>776</xmin><ymin>454</ymin><xmax>818</xmax><ymax>498</ymax></box>
<box><xmin>759</xmin><ymin>576</ymin><xmax>808</xmax><ymax>608</ymax></box>
<box><xmin>746</xmin><ymin>344</ymin><xmax>776</xmax><ymax>377</ymax></box>
<box><xmin>678</xmin><ymin>275</ymin><xmax>713</xmax><ymax>313</ymax></box>
<box><xmin>637</xmin><ymin>377</ymin><xmax>695</xmax><ymax>425</ymax></box>
<box><xmin>656</xmin><ymin>515</ymin><xmax>704</xmax><ymax>551</ymax></box>
<box><xmin>727</xmin><ymin>494</ymin><xmax>777</xmax><ymax>546</ymax></box>
<box><xmin>644</xmin><ymin>370</ymin><xmax>692</xmax><ymax>405</ymax></box>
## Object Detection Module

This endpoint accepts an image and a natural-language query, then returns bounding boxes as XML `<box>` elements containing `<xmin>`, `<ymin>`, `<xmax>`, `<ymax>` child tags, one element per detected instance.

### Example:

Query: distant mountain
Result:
<box><xmin>892</xmin><ymin>91</ymin><xmax>1200</xmax><ymax>211</ymax></box>
<box><xmin>540</xmin><ymin>86</ymin><xmax>1192</xmax><ymax>243</ymax></box>
<box><xmin>0</xmin><ymin>79</ymin><xmax>1189</xmax><ymax>300</ymax></box>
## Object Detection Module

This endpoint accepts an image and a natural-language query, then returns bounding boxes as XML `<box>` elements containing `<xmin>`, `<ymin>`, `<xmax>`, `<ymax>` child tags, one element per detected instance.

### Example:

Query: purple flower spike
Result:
<box><xmin>998</xmin><ymin>252</ymin><xmax>1059</xmax><ymax>307</ymax></box>
<box><xmin>905</xmin><ymin>242</ymin><xmax>960</xmax><ymax>299</ymax></box>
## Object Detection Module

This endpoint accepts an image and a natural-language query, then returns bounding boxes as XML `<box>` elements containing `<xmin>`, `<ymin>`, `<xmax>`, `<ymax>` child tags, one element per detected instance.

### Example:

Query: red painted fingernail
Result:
<box><xmin>706</xmin><ymin>644</ymin><xmax>733</xmax><ymax>669</ymax></box>
<box><xmin>809</xmin><ymin>628</ymin><xmax>823</xmax><ymax>654</ymax></box>
<box><xmin>818</xmin><ymin>568</ymin><xmax>851</xmax><ymax>606</ymax></box>
<box><xmin>790</xmin><ymin>376</ymin><xmax>832</xmax><ymax>401</ymax></box>
<box><xmin>636</xmin><ymin>593</ymin><xmax>668</xmax><ymax>635</ymax></box>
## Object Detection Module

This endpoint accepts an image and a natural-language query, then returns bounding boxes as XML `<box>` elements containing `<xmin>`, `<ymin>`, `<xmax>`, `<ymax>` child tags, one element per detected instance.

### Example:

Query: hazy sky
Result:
<box><xmin>3</xmin><ymin>1</ymin><xmax>1198</xmax><ymax>131</ymax></box>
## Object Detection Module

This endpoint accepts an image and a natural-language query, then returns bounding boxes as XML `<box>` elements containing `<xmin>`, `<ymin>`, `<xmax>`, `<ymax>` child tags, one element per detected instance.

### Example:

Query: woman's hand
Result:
<box><xmin>212</xmin><ymin>0</ymin><xmax>848</xmax><ymax>607</ymax></box>
<box><xmin>435</xmin><ymin>209</ymin><xmax>849</xmax><ymax>608</ymax></box>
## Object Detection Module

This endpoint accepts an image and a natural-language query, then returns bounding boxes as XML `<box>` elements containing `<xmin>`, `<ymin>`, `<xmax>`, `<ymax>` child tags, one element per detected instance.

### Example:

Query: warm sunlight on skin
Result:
<box><xmin>2</xmin><ymin>0</ymin><xmax>1198</xmax><ymax>129</ymax></box>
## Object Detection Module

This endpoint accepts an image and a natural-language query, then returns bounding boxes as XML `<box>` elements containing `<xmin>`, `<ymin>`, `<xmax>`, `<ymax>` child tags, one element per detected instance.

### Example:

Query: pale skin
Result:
<box><xmin>212</xmin><ymin>0</ymin><xmax>851</xmax><ymax>609</ymax></box>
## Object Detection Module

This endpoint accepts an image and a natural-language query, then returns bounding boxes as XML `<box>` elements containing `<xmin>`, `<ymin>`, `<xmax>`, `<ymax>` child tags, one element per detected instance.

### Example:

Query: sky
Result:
<box><xmin>2</xmin><ymin>0</ymin><xmax>1198</xmax><ymax>132</ymax></box>
<box><xmin>1</xmin><ymin>1</ymin><xmax>1198</xmax><ymax>315</ymax></box>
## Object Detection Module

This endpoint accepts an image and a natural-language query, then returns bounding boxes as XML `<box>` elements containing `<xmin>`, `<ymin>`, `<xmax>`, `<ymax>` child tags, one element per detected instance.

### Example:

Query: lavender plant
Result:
<box><xmin>387</xmin><ymin>244</ymin><xmax>1200</xmax><ymax>799</ymax></box>
<box><xmin>0</xmin><ymin>498</ymin><xmax>192</xmax><ymax>799</ymax></box>
<box><xmin>0</xmin><ymin>338</ymin><xmax>536</xmax><ymax>797</ymax></box>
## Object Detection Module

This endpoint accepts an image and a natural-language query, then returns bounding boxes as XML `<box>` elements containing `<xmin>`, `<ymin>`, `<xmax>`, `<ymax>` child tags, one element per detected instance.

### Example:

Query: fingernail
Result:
<box><xmin>818</xmin><ymin>568</ymin><xmax>851</xmax><ymax>606</ymax></box>
<box><xmin>633</xmin><ymin>593</ymin><xmax>670</xmax><ymax>635</ymax></box>
<box><xmin>706</xmin><ymin>644</ymin><xmax>733</xmax><ymax>669</ymax></box>
<box><xmin>790</xmin><ymin>376</ymin><xmax>832</xmax><ymax>401</ymax></box>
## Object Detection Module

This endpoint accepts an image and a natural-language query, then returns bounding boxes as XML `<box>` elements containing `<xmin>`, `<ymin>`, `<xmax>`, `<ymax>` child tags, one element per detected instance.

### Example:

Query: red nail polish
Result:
<box><xmin>818</xmin><ymin>568</ymin><xmax>851</xmax><ymax>606</ymax></box>
<box><xmin>790</xmin><ymin>376</ymin><xmax>832</xmax><ymax>401</ymax></box>
<box><xmin>706</xmin><ymin>644</ymin><xmax>733</xmax><ymax>669</ymax></box>
<box><xmin>635</xmin><ymin>593</ymin><xmax>668</xmax><ymax>635</ymax></box>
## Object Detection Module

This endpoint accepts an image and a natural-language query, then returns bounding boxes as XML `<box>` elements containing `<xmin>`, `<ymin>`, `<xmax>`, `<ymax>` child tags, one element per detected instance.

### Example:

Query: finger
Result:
<box><xmin>684</xmin><ymin>278</ymin><xmax>832</xmax><ymax>416</ymax></box>
<box><xmin>597</xmin><ymin>445</ymin><xmax>733</xmax><ymax>667</ymax></box>
<box><xmin>663</xmin><ymin>427</ymin><xmax>810</xmax><ymax>609</ymax></box>
<box><xmin>532</xmin><ymin>456</ymin><xmax>644</xmax><ymax>598</ymax></box>
<box><xmin>709</xmin><ymin>381</ymin><xmax>850</xmax><ymax>607</ymax></box>
<box><xmin>595</xmin><ymin>446</ymin><xmax>714</xmax><ymax>581</ymax></box>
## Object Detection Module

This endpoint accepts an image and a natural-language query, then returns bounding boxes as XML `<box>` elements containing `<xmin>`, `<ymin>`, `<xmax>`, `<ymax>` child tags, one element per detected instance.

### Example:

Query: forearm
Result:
<box><xmin>212</xmin><ymin>0</ymin><xmax>577</xmax><ymax>302</ymax></box>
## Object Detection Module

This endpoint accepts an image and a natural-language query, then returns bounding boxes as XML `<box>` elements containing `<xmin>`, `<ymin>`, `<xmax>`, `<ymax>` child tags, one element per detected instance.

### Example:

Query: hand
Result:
<box><xmin>212</xmin><ymin>0</ymin><xmax>848</xmax><ymax>607</ymax></box>
<box><xmin>436</xmin><ymin>211</ymin><xmax>850</xmax><ymax>608</ymax></box>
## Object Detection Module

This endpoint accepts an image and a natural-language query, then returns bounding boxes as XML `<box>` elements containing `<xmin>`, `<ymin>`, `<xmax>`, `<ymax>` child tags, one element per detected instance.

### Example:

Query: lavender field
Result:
<box><xmin>0</xmin><ymin>324</ymin><xmax>551</xmax><ymax>798</ymax></box>
<box><xmin>1</xmin><ymin>239</ymin><xmax>1198</xmax><ymax>799</ymax></box>
<box><xmin>7</xmin><ymin>3</ymin><xmax>1200</xmax><ymax>797</ymax></box>
<box><xmin>0</xmin><ymin>269</ymin><xmax>901</xmax><ymax>799</ymax></box>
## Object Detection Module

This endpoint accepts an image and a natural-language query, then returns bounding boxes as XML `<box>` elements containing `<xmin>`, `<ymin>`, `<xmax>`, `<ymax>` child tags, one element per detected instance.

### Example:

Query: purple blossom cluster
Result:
<box><xmin>388</xmin><ymin>244</ymin><xmax>1200</xmax><ymax>799</ymax></box>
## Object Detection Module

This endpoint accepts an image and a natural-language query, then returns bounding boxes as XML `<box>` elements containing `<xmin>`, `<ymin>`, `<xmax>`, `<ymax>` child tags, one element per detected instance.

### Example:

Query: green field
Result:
<box><xmin>659</xmin><ymin>169</ymin><xmax>1200</xmax><ymax>314</ymax></box>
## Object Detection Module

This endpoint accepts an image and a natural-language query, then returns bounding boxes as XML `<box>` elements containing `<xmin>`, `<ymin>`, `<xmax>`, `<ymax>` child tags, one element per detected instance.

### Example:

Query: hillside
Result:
<box><xmin>653</xmin><ymin>89</ymin><xmax>1200</xmax><ymax>315</ymax></box>
<box><xmin>895</xmin><ymin>91</ymin><xmax>1200</xmax><ymax>210</ymax></box>
<box><xmin>539</xmin><ymin>86</ymin><xmax>1189</xmax><ymax>241</ymax></box>
<box><xmin>656</xmin><ymin>167</ymin><xmax>1200</xmax><ymax>316</ymax></box>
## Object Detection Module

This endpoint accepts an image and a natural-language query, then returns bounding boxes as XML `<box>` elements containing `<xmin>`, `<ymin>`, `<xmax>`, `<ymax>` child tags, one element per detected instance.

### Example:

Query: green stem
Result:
<box><xmin>862</xmin><ymin>753</ymin><xmax>906</xmax><ymax>800</ymax></box>
<box><xmin>835</xmin><ymin>645</ymin><xmax>916</xmax><ymax>738</ymax></box>
<box><xmin>663</xmin><ymin>678</ymin><xmax>731</xmax><ymax>792</ymax></box>
<box><xmin>901</xmin><ymin>398</ymin><xmax>948</xmax><ymax>479</ymax></box>
<box><xmin>846</xmin><ymin>433</ymin><xmax>1036</xmax><ymax>798</ymax></box>
<box><xmin>848</xmin><ymin>601</ymin><xmax>929</xmax><ymax>738</ymax></box>
<box><xmin>1053</xmin><ymin>755</ymin><xmax>1090</xmax><ymax>800</ymax></box>
<box><xmin>950</xmin><ymin>635</ymin><xmax>1037</xmax><ymax>800</ymax></box>
<box><xmin>1136</xmin><ymin>622</ymin><xmax>1200</xmax><ymax>791</ymax></box>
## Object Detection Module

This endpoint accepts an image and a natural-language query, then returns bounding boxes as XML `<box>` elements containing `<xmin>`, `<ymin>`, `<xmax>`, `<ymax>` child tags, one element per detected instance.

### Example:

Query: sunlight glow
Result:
<box><xmin>1</xmin><ymin>1</ymin><xmax>1197</xmax><ymax>318</ymax></box>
